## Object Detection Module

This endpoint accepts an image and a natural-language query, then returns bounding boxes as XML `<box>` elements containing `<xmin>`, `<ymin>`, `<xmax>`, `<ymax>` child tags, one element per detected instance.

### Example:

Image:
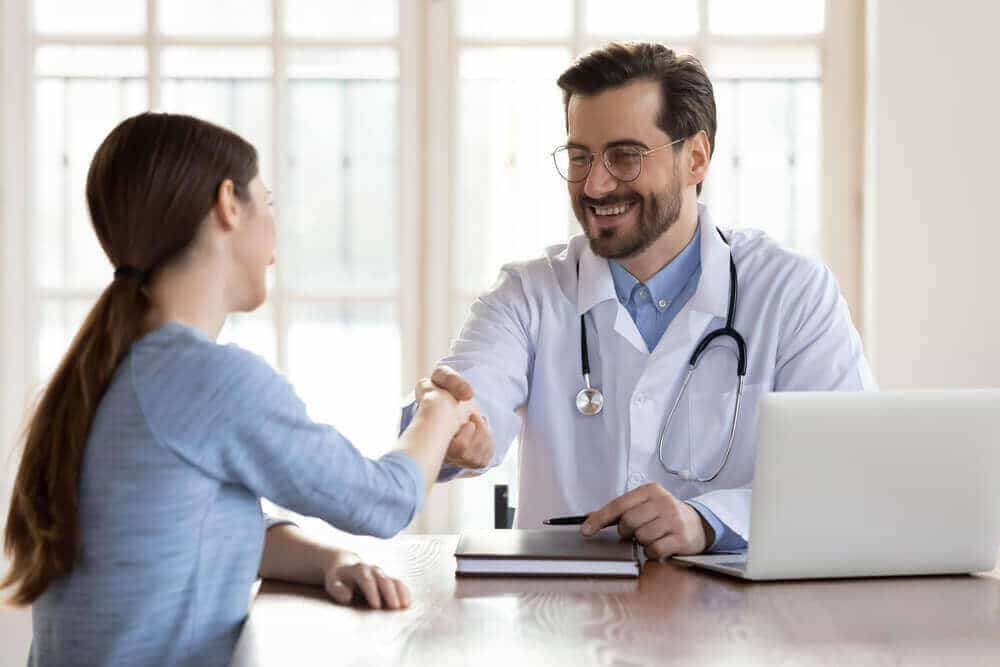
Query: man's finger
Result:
<box><xmin>468</xmin><ymin>415</ymin><xmax>495</xmax><ymax>468</ymax></box>
<box><xmin>634</xmin><ymin>517</ymin><xmax>673</xmax><ymax>546</ymax></box>
<box><xmin>644</xmin><ymin>533</ymin><xmax>683</xmax><ymax>560</ymax></box>
<box><xmin>581</xmin><ymin>486</ymin><xmax>652</xmax><ymax>536</ymax></box>
<box><xmin>443</xmin><ymin>422</ymin><xmax>476</xmax><ymax>466</ymax></box>
<box><xmin>431</xmin><ymin>366</ymin><xmax>474</xmax><ymax>401</ymax></box>
<box><xmin>617</xmin><ymin>502</ymin><xmax>659</xmax><ymax>539</ymax></box>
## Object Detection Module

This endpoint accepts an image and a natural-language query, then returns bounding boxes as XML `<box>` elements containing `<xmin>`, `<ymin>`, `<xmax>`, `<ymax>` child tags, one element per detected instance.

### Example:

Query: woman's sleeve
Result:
<box><xmin>131</xmin><ymin>336</ymin><xmax>423</xmax><ymax>539</ymax></box>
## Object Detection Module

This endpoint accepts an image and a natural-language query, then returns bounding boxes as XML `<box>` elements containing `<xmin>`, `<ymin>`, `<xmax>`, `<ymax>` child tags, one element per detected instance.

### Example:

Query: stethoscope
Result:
<box><xmin>576</xmin><ymin>228</ymin><xmax>747</xmax><ymax>483</ymax></box>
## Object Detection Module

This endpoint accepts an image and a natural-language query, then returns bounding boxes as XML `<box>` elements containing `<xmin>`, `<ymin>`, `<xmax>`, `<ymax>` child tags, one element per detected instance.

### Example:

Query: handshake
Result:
<box><xmin>413</xmin><ymin>366</ymin><xmax>495</xmax><ymax>471</ymax></box>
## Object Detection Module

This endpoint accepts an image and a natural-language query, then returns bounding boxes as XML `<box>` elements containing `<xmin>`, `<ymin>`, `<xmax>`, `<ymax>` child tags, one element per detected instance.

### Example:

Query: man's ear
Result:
<box><xmin>687</xmin><ymin>130</ymin><xmax>711</xmax><ymax>190</ymax></box>
<box><xmin>213</xmin><ymin>179</ymin><xmax>241</xmax><ymax>231</ymax></box>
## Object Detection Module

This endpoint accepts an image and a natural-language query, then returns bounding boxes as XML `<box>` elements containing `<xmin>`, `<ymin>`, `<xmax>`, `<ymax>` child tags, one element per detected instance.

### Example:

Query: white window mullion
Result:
<box><xmin>147</xmin><ymin>0</ymin><xmax>160</xmax><ymax>110</ymax></box>
<box><xmin>398</xmin><ymin>0</ymin><xmax>421</xmax><ymax>394</ymax></box>
<box><xmin>271</xmin><ymin>0</ymin><xmax>289</xmax><ymax>374</ymax></box>
<box><xmin>411</xmin><ymin>0</ymin><xmax>458</xmax><ymax>534</ymax></box>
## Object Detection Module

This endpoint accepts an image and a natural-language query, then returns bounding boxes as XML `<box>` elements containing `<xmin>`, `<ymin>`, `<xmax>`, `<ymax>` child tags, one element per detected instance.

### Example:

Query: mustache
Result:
<box><xmin>579</xmin><ymin>194</ymin><xmax>640</xmax><ymax>208</ymax></box>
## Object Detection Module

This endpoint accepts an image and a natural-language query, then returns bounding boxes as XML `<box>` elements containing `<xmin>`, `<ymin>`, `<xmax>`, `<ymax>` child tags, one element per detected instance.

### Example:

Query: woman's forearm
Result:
<box><xmin>258</xmin><ymin>523</ymin><xmax>359</xmax><ymax>584</ymax></box>
<box><xmin>397</xmin><ymin>407</ymin><xmax>461</xmax><ymax>496</ymax></box>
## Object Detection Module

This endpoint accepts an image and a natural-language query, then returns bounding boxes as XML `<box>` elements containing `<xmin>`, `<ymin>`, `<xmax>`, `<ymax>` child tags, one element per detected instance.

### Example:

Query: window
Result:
<box><xmin>5</xmin><ymin>0</ymin><xmax>854</xmax><ymax>533</ymax></box>
<box><xmin>29</xmin><ymin>1</ymin><xmax>406</xmax><ymax>466</ymax></box>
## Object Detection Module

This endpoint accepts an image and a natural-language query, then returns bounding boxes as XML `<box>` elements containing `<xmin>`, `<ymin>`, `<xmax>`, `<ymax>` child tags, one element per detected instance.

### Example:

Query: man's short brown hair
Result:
<box><xmin>557</xmin><ymin>42</ymin><xmax>716</xmax><ymax>195</ymax></box>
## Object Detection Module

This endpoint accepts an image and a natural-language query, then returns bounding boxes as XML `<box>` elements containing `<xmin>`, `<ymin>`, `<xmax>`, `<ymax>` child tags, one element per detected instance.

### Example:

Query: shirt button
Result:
<box><xmin>638</xmin><ymin>287</ymin><xmax>648</xmax><ymax>299</ymax></box>
<box><xmin>658</xmin><ymin>299</ymin><xmax>668</xmax><ymax>308</ymax></box>
<box><xmin>633</xmin><ymin>393</ymin><xmax>646</xmax><ymax>406</ymax></box>
<box><xmin>629</xmin><ymin>471</ymin><xmax>646</xmax><ymax>485</ymax></box>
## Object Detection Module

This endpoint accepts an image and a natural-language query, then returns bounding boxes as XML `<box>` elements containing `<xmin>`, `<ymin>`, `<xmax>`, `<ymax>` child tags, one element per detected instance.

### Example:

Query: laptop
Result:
<box><xmin>673</xmin><ymin>390</ymin><xmax>1000</xmax><ymax>580</ymax></box>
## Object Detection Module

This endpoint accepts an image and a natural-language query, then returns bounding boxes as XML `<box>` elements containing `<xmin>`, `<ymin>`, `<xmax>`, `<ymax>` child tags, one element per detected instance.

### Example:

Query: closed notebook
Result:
<box><xmin>455</xmin><ymin>529</ymin><xmax>640</xmax><ymax>577</ymax></box>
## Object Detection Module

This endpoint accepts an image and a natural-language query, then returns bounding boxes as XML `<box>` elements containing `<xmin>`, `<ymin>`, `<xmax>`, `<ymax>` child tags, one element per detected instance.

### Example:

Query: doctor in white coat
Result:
<box><xmin>412</xmin><ymin>42</ymin><xmax>875</xmax><ymax>558</ymax></box>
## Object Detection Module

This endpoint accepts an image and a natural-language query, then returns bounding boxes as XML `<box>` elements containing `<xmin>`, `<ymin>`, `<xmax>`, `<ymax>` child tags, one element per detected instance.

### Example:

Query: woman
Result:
<box><xmin>2</xmin><ymin>112</ymin><xmax>474</xmax><ymax>665</ymax></box>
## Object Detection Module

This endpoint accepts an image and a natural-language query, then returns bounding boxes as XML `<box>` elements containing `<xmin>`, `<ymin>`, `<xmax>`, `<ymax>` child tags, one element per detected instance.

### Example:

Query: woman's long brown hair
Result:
<box><xmin>2</xmin><ymin>112</ymin><xmax>257</xmax><ymax>605</ymax></box>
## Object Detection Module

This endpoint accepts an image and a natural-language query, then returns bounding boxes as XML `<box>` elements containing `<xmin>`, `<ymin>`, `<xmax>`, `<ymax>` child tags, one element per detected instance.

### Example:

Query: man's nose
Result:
<box><xmin>583</xmin><ymin>157</ymin><xmax>618</xmax><ymax>200</ymax></box>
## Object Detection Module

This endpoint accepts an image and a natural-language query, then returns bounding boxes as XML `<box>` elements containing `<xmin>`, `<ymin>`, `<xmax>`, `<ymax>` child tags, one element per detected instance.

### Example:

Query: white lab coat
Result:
<box><xmin>442</xmin><ymin>204</ymin><xmax>875</xmax><ymax>539</ymax></box>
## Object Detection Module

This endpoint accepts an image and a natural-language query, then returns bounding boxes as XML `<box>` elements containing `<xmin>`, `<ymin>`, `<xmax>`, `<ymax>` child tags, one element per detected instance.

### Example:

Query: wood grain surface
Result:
<box><xmin>232</xmin><ymin>526</ymin><xmax>1000</xmax><ymax>667</ymax></box>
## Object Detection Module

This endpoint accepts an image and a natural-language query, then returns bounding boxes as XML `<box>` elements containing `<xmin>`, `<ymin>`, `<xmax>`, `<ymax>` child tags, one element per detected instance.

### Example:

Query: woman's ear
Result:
<box><xmin>214</xmin><ymin>179</ymin><xmax>241</xmax><ymax>231</ymax></box>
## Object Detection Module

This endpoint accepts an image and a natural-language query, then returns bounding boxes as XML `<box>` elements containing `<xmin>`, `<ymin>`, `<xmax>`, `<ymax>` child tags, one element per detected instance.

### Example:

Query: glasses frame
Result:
<box><xmin>551</xmin><ymin>135</ymin><xmax>689</xmax><ymax>183</ymax></box>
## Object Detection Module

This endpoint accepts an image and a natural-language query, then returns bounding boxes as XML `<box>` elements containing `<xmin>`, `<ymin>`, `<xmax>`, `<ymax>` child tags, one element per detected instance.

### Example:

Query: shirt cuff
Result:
<box><xmin>685</xmin><ymin>500</ymin><xmax>747</xmax><ymax>553</ymax></box>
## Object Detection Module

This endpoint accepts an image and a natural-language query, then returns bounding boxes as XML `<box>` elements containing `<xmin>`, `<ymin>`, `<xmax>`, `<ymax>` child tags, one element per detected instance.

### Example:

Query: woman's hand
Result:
<box><xmin>323</xmin><ymin>560</ymin><xmax>412</xmax><ymax>610</ymax></box>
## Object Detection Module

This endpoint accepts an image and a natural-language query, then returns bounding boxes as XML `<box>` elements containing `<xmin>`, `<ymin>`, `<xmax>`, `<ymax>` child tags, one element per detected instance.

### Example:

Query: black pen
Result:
<box><xmin>542</xmin><ymin>514</ymin><xmax>589</xmax><ymax>526</ymax></box>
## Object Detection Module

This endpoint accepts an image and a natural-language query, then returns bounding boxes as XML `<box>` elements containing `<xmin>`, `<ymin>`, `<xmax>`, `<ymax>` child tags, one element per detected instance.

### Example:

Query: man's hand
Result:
<box><xmin>580</xmin><ymin>483</ymin><xmax>714</xmax><ymax>559</ymax></box>
<box><xmin>413</xmin><ymin>366</ymin><xmax>495</xmax><ymax>470</ymax></box>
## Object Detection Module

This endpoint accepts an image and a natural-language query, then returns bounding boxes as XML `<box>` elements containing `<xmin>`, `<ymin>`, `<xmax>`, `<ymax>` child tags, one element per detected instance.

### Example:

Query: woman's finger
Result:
<box><xmin>394</xmin><ymin>578</ymin><xmax>412</xmax><ymax>608</ymax></box>
<box><xmin>353</xmin><ymin>566</ymin><xmax>382</xmax><ymax>609</ymax></box>
<box><xmin>374</xmin><ymin>569</ymin><xmax>401</xmax><ymax>610</ymax></box>
<box><xmin>327</xmin><ymin>578</ymin><xmax>353</xmax><ymax>605</ymax></box>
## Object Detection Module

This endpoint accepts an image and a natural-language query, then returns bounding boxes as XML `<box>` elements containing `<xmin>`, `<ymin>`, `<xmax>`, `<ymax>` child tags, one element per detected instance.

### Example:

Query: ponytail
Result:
<box><xmin>2</xmin><ymin>275</ymin><xmax>150</xmax><ymax>604</ymax></box>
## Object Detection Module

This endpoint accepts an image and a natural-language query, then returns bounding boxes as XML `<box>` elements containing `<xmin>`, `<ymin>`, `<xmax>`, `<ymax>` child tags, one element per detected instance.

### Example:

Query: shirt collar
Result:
<box><xmin>608</xmin><ymin>229</ymin><xmax>701</xmax><ymax>312</ymax></box>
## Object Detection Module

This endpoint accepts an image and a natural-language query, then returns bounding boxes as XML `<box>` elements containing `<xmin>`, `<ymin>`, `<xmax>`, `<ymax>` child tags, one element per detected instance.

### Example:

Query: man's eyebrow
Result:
<box><xmin>564</xmin><ymin>139</ymin><xmax>652</xmax><ymax>151</ymax></box>
<box><xmin>606</xmin><ymin>138</ymin><xmax>650</xmax><ymax>150</ymax></box>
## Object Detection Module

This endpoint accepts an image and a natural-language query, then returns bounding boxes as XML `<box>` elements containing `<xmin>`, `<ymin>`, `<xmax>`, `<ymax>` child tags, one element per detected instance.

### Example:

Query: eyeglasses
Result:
<box><xmin>551</xmin><ymin>136</ymin><xmax>688</xmax><ymax>183</ymax></box>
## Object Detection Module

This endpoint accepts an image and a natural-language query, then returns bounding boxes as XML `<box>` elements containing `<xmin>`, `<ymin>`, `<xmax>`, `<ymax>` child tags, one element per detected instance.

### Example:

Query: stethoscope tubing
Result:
<box><xmin>576</xmin><ymin>227</ymin><xmax>748</xmax><ymax>482</ymax></box>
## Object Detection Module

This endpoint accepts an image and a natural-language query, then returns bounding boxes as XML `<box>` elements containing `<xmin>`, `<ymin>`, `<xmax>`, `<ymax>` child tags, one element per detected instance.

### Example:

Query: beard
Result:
<box><xmin>573</xmin><ymin>168</ymin><xmax>684</xmax><ymax>260</ymax></box>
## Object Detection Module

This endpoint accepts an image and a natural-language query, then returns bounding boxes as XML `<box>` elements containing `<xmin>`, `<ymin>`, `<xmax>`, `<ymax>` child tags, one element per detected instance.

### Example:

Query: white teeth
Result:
<box><xmin>593</xmin><ymin>203</ymin><xmax>631</xmax><ymax>216</ymax></box>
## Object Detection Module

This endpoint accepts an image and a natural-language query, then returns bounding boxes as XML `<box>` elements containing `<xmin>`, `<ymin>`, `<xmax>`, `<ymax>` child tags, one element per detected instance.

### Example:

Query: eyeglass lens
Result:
<box><xmin>553</xmin><ymin>145</ymin><xmax>645</xmax><ymax>182</ymax></box>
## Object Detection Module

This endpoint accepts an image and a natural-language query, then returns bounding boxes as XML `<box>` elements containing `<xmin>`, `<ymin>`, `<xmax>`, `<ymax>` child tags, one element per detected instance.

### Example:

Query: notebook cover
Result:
<box><xmin>455</xmin><ymin>529</ymin><xmax>638</xmax><ymax>563</ymax></box>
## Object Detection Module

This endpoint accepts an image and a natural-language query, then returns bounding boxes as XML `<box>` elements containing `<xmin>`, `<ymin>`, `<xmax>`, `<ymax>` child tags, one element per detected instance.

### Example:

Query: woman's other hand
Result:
<box><xmin>324</xmin><ymin>560</ymin><xmax>411</xmax><ymax>610</ymax></box>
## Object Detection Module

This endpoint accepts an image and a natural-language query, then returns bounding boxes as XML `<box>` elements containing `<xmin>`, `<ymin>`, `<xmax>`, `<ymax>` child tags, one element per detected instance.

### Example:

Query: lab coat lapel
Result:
<box><xmin>686</xmin><ymin>204</ymin><xmax>731</xmax><ymax>323</ymax></box>
<box><xmin>577</xmin><ymin>243</ymin><xmax>649</xmax><ymax>355</ymax></box>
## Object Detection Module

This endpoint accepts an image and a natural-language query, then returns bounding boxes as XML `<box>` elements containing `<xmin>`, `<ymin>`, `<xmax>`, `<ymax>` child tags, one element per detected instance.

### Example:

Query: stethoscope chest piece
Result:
<box><xmin>576</xmin><ymin>386</ymin><xmax>604</xmax><ymax>415</ymax></box>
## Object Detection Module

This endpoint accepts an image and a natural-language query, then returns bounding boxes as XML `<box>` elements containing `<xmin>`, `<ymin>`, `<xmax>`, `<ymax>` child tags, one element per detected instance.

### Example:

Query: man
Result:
<box><xmin>410</xmin><ymin>42</ymin><xmax>874</xmax><ymax>558</ymax></box>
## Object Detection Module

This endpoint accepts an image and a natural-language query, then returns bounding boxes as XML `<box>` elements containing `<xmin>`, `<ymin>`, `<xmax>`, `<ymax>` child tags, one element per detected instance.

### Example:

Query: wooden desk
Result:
<box><xmin>232</xmin><ymin>532</ymin><xmax>1000</xmax><ymax>666</ymax></box>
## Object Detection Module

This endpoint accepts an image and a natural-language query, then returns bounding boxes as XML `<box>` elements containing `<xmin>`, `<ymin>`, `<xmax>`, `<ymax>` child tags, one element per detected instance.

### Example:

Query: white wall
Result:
<box><xmin>864</xmin><ymin>0</ymin><xmax>1000</xmax><ymax>388</ymax></box>
<box><xmin>1</xmin><ymin>0</ymin><xmax>33</xmax><ymax>662</ymax></box>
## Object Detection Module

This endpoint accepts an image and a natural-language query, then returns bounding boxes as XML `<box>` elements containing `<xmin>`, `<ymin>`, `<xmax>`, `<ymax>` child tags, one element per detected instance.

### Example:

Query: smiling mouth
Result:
<box><xmin>588</xmin><ymin>200</ymin><xmax>637</xmax><ymax>221</ymax></box>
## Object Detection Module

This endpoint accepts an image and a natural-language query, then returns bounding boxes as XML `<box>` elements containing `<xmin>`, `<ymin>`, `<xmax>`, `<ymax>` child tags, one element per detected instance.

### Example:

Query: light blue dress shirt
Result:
<box><xmin>608</xmin><ymin>229</ymin><xmax>747</xmax><ymax>553</ymax></box>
